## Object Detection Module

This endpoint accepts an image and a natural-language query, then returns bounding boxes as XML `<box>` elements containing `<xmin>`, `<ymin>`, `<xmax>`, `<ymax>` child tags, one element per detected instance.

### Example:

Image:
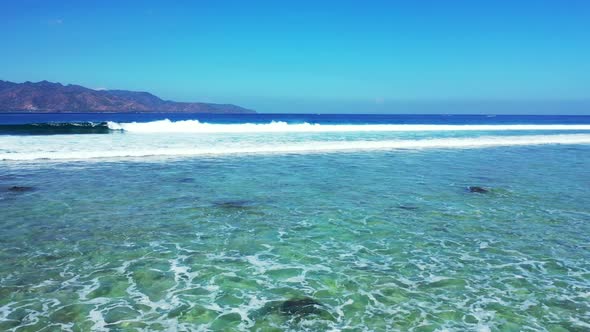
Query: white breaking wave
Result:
<box><xmin>106</xmin><ymin>120</ymin><xmax>590</xmax><ymax>133</ymax></box>
<box><xmin>2</xmin><ymin>134</ymin><xmax>590</xmax><ymax>161</ymax></box>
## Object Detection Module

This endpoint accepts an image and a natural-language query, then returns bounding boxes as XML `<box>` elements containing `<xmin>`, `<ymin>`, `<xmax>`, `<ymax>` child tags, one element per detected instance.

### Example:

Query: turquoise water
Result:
<box><xmin>1</xmin><ymin>143</ymin><xmax>590</xmax><ymax>331</ymax></box>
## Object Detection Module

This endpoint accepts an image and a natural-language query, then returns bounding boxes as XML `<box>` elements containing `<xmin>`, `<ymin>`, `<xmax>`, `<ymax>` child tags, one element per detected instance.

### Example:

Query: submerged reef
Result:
<box><xmin>467</xmin><ymin>186</ymin><xmax>489</xmax><ymax>193</ymax></box>
<box><xmin>7</xmin><ymin>186</ymin><xmax>35</xmax><ymax>192</ymax></box>
<box><xmin>278</xmin><ymin>298</ymin><xmax>324</xmax><ymax>316</ymax></box>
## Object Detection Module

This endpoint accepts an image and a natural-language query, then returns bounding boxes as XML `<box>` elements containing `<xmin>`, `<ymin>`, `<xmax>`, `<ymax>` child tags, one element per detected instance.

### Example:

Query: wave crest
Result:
<box><xmin>106</xmin><ymin>120</ymin><xmax>590</xmax><ymax>133</ymax></box>
<box><xmin>0</xmin><ymin>122</ymin><xmax>110</xmax><ymax>135</ymax></box>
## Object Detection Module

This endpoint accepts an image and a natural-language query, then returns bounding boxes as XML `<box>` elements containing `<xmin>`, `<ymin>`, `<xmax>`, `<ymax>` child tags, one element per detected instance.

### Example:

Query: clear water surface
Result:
<box><xmin>1</xmin><ymin>114</ymin><xmax>589</xmax><ymax>331</ymax></box>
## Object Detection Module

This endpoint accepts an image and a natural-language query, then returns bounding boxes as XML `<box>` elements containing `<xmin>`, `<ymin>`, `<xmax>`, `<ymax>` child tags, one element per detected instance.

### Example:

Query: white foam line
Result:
<box><xmin>107</xmin><ymin>120</ymin><xmax>590</xmax><ymax>133</ymax></box>
<box><xmin>2</xmin><ymin>134</ymin><xmax>590</xmax><ymax>161</ymax></box>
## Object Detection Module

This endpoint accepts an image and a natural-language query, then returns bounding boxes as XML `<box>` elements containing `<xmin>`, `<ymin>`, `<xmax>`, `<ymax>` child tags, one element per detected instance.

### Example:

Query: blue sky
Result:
<box><xmin>1</xmin><ymin>0</ymin><xmax>589</xmax><ymax>113</ymax></box>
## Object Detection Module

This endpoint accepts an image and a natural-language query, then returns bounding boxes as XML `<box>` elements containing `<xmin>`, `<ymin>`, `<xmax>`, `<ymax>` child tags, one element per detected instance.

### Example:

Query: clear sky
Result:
<box><xmin>1</xmin><ymin>0</ymin><xmax>589</xmax><ymax>113</ymax></box>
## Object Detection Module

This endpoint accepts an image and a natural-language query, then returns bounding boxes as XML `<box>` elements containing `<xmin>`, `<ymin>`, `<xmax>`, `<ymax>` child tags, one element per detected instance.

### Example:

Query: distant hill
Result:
<box><xmin>0</xmin><ymin>80</ymin><xmax>255</xmax><ymax>113</ymax></box>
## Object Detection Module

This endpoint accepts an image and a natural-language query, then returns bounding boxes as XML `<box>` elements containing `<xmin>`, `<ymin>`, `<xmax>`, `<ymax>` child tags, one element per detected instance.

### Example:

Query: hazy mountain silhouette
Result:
<box><xmin>0</xmin><ymin>80</ymin><xmax>255</xmax><ymax>113</ymax></box>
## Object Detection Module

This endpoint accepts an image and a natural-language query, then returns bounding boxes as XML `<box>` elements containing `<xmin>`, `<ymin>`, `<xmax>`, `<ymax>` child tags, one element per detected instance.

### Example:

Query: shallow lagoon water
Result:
<box><xmin>1</xmin><ymin>143</ymin><xmax>590</xmax><ymax>331</ymax></box>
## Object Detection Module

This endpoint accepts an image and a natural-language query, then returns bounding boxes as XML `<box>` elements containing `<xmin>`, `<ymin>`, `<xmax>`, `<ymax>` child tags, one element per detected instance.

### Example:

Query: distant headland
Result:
<box><xmin>0</xmin><ymin>80</ymin><xmax>255</xmax><ymax>113</ymax></box>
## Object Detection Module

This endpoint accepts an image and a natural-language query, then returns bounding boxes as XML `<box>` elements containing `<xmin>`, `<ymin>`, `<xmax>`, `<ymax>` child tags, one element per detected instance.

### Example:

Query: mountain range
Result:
<box><xmin>0</xmin><ymin>80</ymin><xmax>255</xmax><ymax>113</ymax></box>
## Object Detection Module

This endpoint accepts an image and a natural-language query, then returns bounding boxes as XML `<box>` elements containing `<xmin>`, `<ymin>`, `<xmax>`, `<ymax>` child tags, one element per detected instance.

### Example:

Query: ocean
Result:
<box><xmin>1</xmin><ymin>113</ymin><xmax>589</xmax><ymax>331</ymax></box>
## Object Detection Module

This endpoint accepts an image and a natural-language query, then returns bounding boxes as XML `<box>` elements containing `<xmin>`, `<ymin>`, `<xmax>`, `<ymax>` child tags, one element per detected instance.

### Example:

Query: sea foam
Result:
<box><xmin>2</xmin><ymin>134</ymin><xmax>590</xmax><ymax>161</ymax></box>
